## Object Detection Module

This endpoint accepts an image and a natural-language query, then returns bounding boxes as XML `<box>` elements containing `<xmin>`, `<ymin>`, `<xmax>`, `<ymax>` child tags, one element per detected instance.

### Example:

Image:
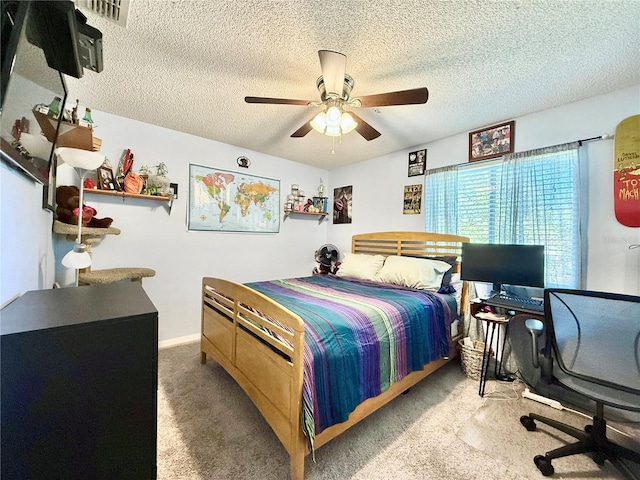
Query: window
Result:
<box><xmin>425</xmin><ymin>143</ymin><xmax>582</xmax><ymax>288</ymax></box>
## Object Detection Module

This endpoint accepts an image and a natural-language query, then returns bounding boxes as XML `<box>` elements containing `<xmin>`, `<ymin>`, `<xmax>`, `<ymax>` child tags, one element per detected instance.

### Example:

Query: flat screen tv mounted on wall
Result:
<box><xmin>460</xmin><ymin>242</ymin><xmax>545</xmax><ymax>297</ymax></box>
<box><xmin>1</xmin><ymin>0</ymin><xmax>67</xmax><ymax>191</ymax></box>
<box><xmin>1</xmin><ymin>0</ymin><xmax>103</xmax><ymax>208</ymax></box>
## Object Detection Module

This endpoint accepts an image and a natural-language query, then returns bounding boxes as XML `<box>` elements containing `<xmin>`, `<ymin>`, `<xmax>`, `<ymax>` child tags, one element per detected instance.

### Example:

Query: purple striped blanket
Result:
<box><xmin>246</xmin><ymin>275</ymin><xmax>452</xmax><ymax>449</ymax></box>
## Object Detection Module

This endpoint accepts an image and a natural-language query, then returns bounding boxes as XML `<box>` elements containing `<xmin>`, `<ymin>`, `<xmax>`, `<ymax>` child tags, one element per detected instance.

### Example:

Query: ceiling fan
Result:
<box><xmin>245</xmin><ymin>50</ymin><xmax>429</xmax><ymax>141</ymax></box>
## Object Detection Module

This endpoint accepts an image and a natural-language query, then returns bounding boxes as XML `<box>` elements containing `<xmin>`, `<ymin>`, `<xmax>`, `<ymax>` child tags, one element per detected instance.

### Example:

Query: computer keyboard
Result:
<box><xmin>485</xmin><ymin>293</ymin><xmax>544</xmax><ymax>313</ymax></box>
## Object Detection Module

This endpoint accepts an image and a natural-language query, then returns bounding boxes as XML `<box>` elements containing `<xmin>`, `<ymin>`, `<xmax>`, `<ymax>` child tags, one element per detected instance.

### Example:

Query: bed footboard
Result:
<box><xmin>200</xmin><ymin>277</ymin><xmax>307</xmax><ymax>480</ymax></box>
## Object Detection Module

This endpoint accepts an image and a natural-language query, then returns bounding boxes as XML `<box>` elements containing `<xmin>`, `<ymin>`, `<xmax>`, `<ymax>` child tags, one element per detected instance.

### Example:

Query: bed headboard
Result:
<box><xmin>352</xmin><ymin>231</ymin><xmax>470</xmax><ymax>273</ymax></box>
<box><xmin>352</xmin><ymin>231</ymin><xmax>470</xmax><ymax>316</ymax></box>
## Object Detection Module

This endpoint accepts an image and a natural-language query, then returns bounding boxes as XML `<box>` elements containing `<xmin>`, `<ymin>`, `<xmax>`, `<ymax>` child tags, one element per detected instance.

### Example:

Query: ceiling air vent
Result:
<box><xmin>76</xmin><ymin>0</ymin><xmax>131</xmax><ymax>27</ymax></box>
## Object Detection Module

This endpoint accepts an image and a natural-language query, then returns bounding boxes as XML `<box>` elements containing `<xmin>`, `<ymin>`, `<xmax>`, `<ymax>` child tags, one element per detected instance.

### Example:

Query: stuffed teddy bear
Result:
<box><xmin>55</xmin><ymin>185</ymin><xmax>113</xmax><ymax>228</ymax></box>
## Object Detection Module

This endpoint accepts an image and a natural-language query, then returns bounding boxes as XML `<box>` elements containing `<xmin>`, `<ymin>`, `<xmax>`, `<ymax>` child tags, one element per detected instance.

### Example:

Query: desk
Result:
<box><xmin>471</xmin><ymin>300</ymin><xmax>545</xmax><ymax>397</ymax></box>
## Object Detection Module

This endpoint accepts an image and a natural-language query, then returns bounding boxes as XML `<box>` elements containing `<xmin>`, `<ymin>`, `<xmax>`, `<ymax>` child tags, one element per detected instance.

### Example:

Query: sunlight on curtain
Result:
<box><xmin>424</xmin><ymin>142</ymin><xmax>582</xmax><ymax>288</ymax></box>
<box><xmin>457</xmin><ymin>160</ymin><xmax>503</xmax><ymax>243</ymax></box>
<box><xmin>498</xmin><ymin>143</ymin><xmax>581</xmax><ymax>287</ymax></box>
<box><xmin>424</xmin><ymin>165</ymin><xmax>458</xmax><ymax>234</ymax></box>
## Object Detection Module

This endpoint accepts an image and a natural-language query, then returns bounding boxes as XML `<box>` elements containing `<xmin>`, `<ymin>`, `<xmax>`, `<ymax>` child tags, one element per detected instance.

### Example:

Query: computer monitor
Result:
<box><xmin>460</xmin><ymin>243</ymin><xmax>545</xmax><ymax>296</ymax></box>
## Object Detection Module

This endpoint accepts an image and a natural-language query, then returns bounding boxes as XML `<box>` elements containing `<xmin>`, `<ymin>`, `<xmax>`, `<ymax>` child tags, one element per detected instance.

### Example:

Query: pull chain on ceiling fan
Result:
<box><xmin>245</xmin><ymin>50</ymin><xmax>429</xmax><ymax>146</ymax></box>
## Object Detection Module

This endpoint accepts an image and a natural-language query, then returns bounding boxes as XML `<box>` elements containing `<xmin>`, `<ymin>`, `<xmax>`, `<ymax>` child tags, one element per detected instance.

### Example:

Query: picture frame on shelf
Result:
<box><xmin>169</xmin><ymin>182</ymin><xmax>179</xmax><ymax>199</ymax></box>
<box><xmin>313</xmin><ymin>196</ymin><xmax>328</xmax><ymax>213</ymax></box>
<box><xmin>408</xmin><ymin>149</ymin><xmax>426</xmax><ymax>176</ymax></box>
<box><xmin>469</xmin><ymin>120</ymin><xmax>514</xmax><ymax>162</ymax></box>
<box><xmin>97</xmin><ymin>166</ymin><xmax>116</xmax><ymax>190</ymax></box>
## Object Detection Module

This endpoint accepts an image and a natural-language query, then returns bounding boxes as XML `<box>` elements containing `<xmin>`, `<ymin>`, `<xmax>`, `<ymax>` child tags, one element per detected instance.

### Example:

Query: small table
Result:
<box><xmin>471</xmin><ymin>299</ymin><xmax>546</xmax><ymax>397</ymax></box>
<box><xmin>474</xmin><ymin>311</ymin><xmax>510</xmax><ymax>397</ymax></box>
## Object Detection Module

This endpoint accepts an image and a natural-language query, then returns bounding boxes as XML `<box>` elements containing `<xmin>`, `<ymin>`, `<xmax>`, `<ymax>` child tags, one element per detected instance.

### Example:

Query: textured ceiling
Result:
<box><xmin>66</xmin><ymin>0</ymin><xmax>640</xmax><ymax>170</ymax></box>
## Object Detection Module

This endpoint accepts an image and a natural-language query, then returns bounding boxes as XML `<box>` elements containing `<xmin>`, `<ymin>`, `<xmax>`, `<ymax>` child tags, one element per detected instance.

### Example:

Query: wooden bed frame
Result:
<box><xmin>200</xmin><ymin>231</ymin><xmax>470</xmax><ymax>479</ymax></box>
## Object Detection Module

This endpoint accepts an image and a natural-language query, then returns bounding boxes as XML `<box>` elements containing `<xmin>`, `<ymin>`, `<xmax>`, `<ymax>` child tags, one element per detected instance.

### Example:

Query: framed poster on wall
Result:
<box><xmin>333</xmin><ymin>185</ymin><xmax>352</xmax><ymax>224</ymax></box>
<box><xmin>469</xmin><ymin>121</ymin><xmax>514</xmax><ymax>162</ymax></box>
<box><xmin>188</xmin><ymin>163</ymin><xmax>280</xmax><ymax>232</ymax></box>
<box><xmin>403</xmin><ymin>184</ymin><xmax>422</xmax><ymax>214</ymax></box>
<box><xmin>408</xmin><ymin>149</ymin><xmax>426</xmax><ymax>176</ymax></box>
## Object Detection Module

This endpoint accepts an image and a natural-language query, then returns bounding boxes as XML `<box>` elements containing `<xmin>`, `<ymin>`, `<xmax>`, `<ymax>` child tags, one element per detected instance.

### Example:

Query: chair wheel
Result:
<box><xmin>585</xmin><ymin>424</ymin><xmax>593</xmax><ymax>433</ymax></box>
<box><xmin>534</xmin><ymin>455</ymin><xmax>555</xmax><ymax>476</ymax></box>
<box><xmin>521</xmin><ymin>415</ymin><xmax>537</xmax><ymax>431</ymax></box>
<box><xmin>592</xmin><ymin>451</ymin><xmax>606</xmax><ymax>465</ymax></box>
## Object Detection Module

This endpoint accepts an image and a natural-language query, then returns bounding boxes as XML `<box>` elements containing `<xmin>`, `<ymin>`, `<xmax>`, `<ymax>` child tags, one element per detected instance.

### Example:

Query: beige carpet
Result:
<box><xmin>157</xmin><ymin>342</ymin><xmax>639</xmax><ymax>479</ymax></box>
<box><xmin>458</xmin><ymin>386</ymin><xmax>640</xmax><ymax>479</ymax></box>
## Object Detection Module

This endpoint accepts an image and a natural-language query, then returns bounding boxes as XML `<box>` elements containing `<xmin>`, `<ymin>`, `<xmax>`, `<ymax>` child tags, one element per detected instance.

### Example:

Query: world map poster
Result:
<box><xmin>188</xmin><ymin>164</ymin><xmax>280</xmax><ymax>233</ymax></box>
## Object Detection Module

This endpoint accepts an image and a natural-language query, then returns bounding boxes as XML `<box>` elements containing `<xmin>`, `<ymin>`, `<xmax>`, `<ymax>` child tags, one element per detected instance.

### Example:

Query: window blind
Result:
<box><xmin>425</xmin><ymin>143</ymin><xmax>581</xmax><ymax>288</ymax></box>
<box><xmin>457</xmin><ymin>161</ymin><xmax>502</xmax><ymax>243</ymax></box>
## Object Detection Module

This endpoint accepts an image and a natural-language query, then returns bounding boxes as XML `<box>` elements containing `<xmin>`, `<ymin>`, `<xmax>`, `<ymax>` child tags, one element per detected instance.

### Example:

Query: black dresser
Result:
<box><xmin>1</xmin><ymin>282</ymin><xmax>158</xmax><ymax>479</ymax></box>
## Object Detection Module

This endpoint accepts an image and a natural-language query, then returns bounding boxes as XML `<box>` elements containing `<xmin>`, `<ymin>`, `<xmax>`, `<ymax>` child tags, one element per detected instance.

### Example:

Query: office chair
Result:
<box><xmin>520</xmin><ymin>288</ymin><xmax>640</xmax><ymax>478</ymax></box>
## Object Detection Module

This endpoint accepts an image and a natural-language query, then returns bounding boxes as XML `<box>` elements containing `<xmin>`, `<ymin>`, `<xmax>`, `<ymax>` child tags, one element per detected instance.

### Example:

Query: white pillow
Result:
<box><xmin>374</xmin><ymin>255</ymin><xmax>453</xmax><ymax>290</ymax></box>
<box><xmin>336</xmin><ymin>253</ymin><xmax>385</xmax><ymax>280</ymax></box>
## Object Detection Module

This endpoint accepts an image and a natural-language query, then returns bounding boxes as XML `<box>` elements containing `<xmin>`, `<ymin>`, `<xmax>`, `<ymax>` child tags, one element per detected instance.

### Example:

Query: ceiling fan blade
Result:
<box><xmin>348</xmin><ymin>112</ymin><xmax>381</xmax><ymax>141</ymax></box>
<box><xmin>245</xmin><ymin>96</ymin><xmax>310</xmax><ymax>106</ymax></box>
<box><xmin>356</xmin><ymin>87</ymin><xmax>429</xmax><ymax>108</ymax></box>
<box><xmin>290</xmin><ymin>119</ymin><xmax>314</xmax><ymax>138</ymax></box>
<box><xmin>318</xmin><ymin>50</ymin><xmax>346</xmax><ymax>97</ymax></box>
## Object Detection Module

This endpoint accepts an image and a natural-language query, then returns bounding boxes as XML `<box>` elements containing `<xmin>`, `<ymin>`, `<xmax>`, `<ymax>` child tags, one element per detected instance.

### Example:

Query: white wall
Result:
<box><xmin>327</xmin><ymin>85</ymin><xmax>640</xmax><ymax>295</ymax></box>
<box><xmin>2</xmin><ymin>85</ymin><xmax>638</xmax><ymax>341</ymax></box>
<box><xmin>0</xmin><ymin>73</ymin><xmax>59</xmax><ymax>307</ymax></box>
<box><xmin>0</xmin><ymin>164</ymin><xmax>54</xmax><ymax>307</ymax></box>
<box><xmin>54</xmin><ymin>112</ymin><xmax>328</xmax><ymax>341</ymax></box>
<box><xmin>324</xmin><ymin>151</ymin><xmax>427</xmax><ymax>251</ymax></box>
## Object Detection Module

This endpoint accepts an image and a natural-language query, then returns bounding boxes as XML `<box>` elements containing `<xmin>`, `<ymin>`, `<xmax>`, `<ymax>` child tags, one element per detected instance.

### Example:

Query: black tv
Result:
<box><xmin>2</xmin><ymin>0</ymin><xmax>103</xmax><ymax>90</ymax></box>
<box><xmin>1</xmin><ymin>1</ymin><xmax>103</xmax><ymax>207</ymax></box>
<box><xmin>25</xmin><ymin>1</ymin><xmax>104</xmax><ymax>79</ymax></box>
<box><xmin>1</xmin><ymin>0</ymin><xmax>67</xmax><ymax>194</ymax></box>
<box><xmin>460</xmin><ymin>243</ymin><xmax>545</xmax><ymax>296</ymax></box>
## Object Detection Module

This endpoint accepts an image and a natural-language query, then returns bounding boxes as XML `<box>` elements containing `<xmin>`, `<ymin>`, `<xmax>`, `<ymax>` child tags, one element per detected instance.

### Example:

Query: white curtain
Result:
<box><xmin>424</xmin><ymin>142</ymin><xmax>583</xmax><ymax>288</ymax></box>
<box><xmin>498</xmin><ymin>142</ymin><xmax>581</xmax><ymax>287</ymax></box>
<box><xmin>424</xmin><ymin>165</ymin><xmax>458</xmax><ymax>234</ymax></box>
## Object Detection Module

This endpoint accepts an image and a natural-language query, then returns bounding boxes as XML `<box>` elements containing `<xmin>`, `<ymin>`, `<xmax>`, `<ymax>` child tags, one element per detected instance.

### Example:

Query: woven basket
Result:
<box><xmin>458</xmin><ymin>339</ymin><xmax>489</xmax><ymax>380</ymax></box>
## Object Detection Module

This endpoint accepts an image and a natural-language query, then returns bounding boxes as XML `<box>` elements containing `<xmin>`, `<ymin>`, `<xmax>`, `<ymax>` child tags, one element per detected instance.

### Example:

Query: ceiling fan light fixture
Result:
<box><xmin>310</xmin><ymin>112</ymin><xmax>328</xmax><ymax>133</ymax></box>
<box><xmin>247</xmin><ymin>50</ymin><xmax>426</xmax><ymax>143</ymax></box>
<box><xmin>340</xmin><ymin>112</ymin><xmax>357</xmax><ymax>134</ymax></box>
<box><xmin>325</xmin><ymin>106</ymin><xmax>342</xmax><ymax>127</ymax></box>
<box><xmin>325</xmin><ymin>124</ymin><xmax>342</xmax><ymax>137</ymax></box>
<box><xmin>311</xmin><ymin>107</ymin><xmax>357</xmax><ymax>137</ymax></box>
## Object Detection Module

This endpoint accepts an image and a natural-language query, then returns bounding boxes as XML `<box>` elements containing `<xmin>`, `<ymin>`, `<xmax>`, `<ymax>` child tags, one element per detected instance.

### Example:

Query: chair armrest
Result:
<box><xmin>525</xmin><ymin>319</ymin><xmax>545</xmax><ymax>368</ymax></box>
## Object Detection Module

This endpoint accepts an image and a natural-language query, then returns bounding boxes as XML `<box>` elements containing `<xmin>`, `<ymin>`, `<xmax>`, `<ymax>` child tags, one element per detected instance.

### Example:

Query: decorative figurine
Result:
<box><xmin>122</xmin><ymin>149</ymin><xmax>134</xmax><ymax>176</ymax></box>
<box><xmin>46</xmin><ymin>96</ymin><xmax>61</xmax><ymax>119</ymax></box>
<box><xmin>71</xmin><ymin>99</ymin><xmax>79</xmax><ymax>124</ymax></box>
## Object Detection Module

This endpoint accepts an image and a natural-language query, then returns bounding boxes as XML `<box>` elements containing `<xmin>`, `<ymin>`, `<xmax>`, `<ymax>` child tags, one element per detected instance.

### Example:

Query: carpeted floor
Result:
<box><xmin>157</xmin><ymin>342</ymin><xmax>639</xmax><ymax>479</ymax></box>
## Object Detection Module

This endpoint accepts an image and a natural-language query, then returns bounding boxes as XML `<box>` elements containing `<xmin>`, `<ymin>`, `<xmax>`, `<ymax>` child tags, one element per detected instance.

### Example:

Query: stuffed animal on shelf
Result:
<box><xmin>55</xmin><ymin>185</ymin><xmax>113</xmax><ymax>228</ymax></box>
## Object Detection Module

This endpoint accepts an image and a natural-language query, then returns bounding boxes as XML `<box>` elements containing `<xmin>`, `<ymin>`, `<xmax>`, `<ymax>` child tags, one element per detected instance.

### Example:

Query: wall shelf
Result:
<box><xmin>53</xmin><ymin>219</ymin><xmax>121</xmax><ymax>235</ymax></box>
<box><xmin>53</xmin><ymin>222</ymin><xmax>157</xmax><ymax>285</ymax></box>
<box><xmin>53</xmin><ymin>219</ymin><xmax>121</xmax><ymax>244</ymax></box>
<box><xmin>33</xmin><ymin>110</ymin><xmax>101</xmax><ymax>151</ymax></box>
<box><xmin>85</xmin><ymin>188</ymin><xmax>174</xmax><ymax>213</ymax></box>
<box><xmin>284</xmin><ymin>209</ymin><xmax>328</xmax><ymax>223</ymax></box>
